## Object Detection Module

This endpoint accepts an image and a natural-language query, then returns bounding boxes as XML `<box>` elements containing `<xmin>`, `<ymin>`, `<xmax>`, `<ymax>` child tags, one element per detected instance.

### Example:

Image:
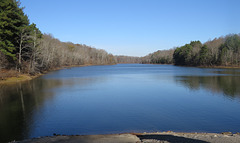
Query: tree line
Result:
<box><xmin>141</xmin><ymin>49</ymin><xmax>174</xmax><ymax>64</ymax></box>
<box><xmin>0</xmin><ymin>0</ymin><xmax>116</xmax><ymax>76</ymax></box>
<box><xmin>1</xmin><ymin>0</ymin><xmax>240</xmax><ymax>78</ymax></box>
<box><xmin>141</xmin><ymin>34</ymin><xmax>240</xmax><ymax>67</ymax></box>
<box><xmin>173</xmin><ymin>34</ymin><xmax>240</xmax><ymax>66</ymax></box>
<box><xmin>115</xmin><ymin>55</ymin><xmax>141</xmax><ymax>64</ymax></box>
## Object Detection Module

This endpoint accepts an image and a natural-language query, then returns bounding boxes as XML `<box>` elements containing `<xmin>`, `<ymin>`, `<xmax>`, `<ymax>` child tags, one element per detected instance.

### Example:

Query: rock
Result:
<box><xmin>222</xmin><ymin>132</ymin><xmax>233</xmax><ymax>136</ymax></box>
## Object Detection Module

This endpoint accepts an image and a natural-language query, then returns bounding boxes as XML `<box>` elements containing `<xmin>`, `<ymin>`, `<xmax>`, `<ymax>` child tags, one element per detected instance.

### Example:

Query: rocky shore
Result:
<box><xmin>11</xmin><ymin>132</ymin><xmax>240</xmax><ymax>143</ymax></box>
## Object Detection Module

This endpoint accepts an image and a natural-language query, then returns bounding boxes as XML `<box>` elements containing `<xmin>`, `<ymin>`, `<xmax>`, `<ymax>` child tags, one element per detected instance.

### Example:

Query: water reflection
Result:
<box><xmin>0</xmin><ymin>79</ymin><xmax>61</xmax><ymax>142</ymax></box>
<box><xmin>176</xmin><ymin>75</ymin><xmax>240</xmax><ymax>99</ymax></box>
<box><xmin>1</xmin><ymin>65</ymin><xmax>240</xmax><ymax>143</ymax></box>
<box><xmin>210</xmin><ymin>69</ymin><xmax>240</xmax><ymax>75</ymax></box>
<box><xmin>0</xmin><ymin>76</ymin><xmax>107</xmax><ymax>143</ymax></box>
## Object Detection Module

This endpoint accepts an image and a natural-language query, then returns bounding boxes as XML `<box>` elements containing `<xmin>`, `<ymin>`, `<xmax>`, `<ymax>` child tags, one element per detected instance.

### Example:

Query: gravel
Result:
<box><xmin>11</xmin><ymin>132</ymin><xmax>240</xmax><ymax>143</ymax></box>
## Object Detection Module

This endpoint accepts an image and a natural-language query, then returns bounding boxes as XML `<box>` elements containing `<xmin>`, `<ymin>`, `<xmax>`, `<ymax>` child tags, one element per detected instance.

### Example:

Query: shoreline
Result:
<box><xmin>0</xmin><ymin>74</ymin><xmax>40</xmax><ymax>85</ymax></box>
<box><xmin>175</xmin><ymin>64</ymin><xmax>240</xmax><ymax>69</ymax></box>
<box><xmin>12</xmin><ymin>132</ymin><xmax>240</xmax><ymax>143</ymax></box>
<box><xmin>0</xmin><ymin>64</ymin><xmax>99</xmax><ymax>85</ymax></box>
<box><xmin>142</xmin><ymin>63</ymin><xmax>240</xmax><ymax>69</ymax></box>
<box><xmin>197</xmin><ymin>65</ymin><xmax>240</xmax><ymax>69</ymax></box>
<box><xmin>1</xmin><ymin>64</ymin><xmax>240</xmax><ymax>85</ymax></box>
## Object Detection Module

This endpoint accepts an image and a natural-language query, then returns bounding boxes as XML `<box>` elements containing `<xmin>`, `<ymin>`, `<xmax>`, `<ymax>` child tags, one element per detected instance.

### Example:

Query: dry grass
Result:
<box><xmin>0</xmin><ymin>69</ymin><xmax>40</xmax><ymax>84</ymax></box>
<box><xmin>0</xmin><ymin>70</ymin><xmax>19</xmax><ymax>80</ymax></box>
<box><xmin>0</xmin><ymin>74</ymin><xmax>33</xmax><ymax>84</ymax></box>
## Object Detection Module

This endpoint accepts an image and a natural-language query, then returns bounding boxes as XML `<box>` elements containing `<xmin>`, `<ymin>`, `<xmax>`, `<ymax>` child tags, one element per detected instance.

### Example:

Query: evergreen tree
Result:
<box><xmin>199</xmin><ymin>45</ymin><xmax>209</xmax><ymax>65</ymax></box>
<box><xmin>173</xmin><ymin>44</ymin><xmax>193</xmax><ymax>65</ymax></box>
<box><xmin>0</xmin><ymin>0</ymin><xmax>29</xmax><ymax>66</ymax></box>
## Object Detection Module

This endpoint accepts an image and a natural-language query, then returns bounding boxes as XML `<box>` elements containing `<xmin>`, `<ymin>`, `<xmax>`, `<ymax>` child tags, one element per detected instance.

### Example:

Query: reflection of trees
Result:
<box><xmin>0</xmin><ymin>79</ymin><xmax>63</xmax><ymax>143</ymax></box>
<box><xmin>0</xmin><ymin>76</ymin><xmax>105</xmax><ymax>143</ymax></box>
<box><xmin>176</xmin><ymin>76</ymin><xmax>240</xmax><ymax>98</ymax></box>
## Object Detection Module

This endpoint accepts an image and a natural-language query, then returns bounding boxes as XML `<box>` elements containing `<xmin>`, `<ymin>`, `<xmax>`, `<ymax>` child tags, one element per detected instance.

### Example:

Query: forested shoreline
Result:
<box><xmin>1</xmin><ymin>0</ymin><xmax>240</xmax><ymax>82</ymax></box>
<box><xmin>0</xmin><ymin>0</ymin><xmax>116</xmax><ymax>80</ymax></box>
<box><xmin>143</xmin><ymin>34</ymin><xmax>240</xmax><ymax>67</ymax></box>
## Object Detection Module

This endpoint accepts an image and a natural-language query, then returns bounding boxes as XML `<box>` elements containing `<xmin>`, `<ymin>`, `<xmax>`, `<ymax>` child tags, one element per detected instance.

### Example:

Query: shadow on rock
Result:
<box><xmin>137</xmin><ymin>135</ymin><xmax>209</xmax><ymax>143</ymax></box>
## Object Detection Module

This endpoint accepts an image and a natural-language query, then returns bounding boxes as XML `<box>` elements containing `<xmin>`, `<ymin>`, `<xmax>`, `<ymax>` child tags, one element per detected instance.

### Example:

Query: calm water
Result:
<box><xmin>1</xmin><ymin>64</ymin><xmax>240</xmax><ymax>142</ymax></box>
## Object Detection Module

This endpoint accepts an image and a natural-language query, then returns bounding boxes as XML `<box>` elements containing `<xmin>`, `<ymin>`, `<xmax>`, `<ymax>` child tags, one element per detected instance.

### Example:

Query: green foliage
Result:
<box><xmin>0</xmin><ymin>0</ymin><xmax>44</xmax><ymax>72</ymax></box>
<box><xmin>190</xmin><ymin>40</ymin><xmax>202</xmax><ymax>48</ymax></box>
<box><xmin>24</xmin><ymin>23</ymin><xmax>42</xmax><ymax>56</ymax></box>
<box><xmin>173</xmin><ymin>35</ymin><xmax>240</xmax><ymax>66</ymax></box>
<box><xmin>173</xmin><ymin>44</ymin><xmax>193</xmax><ymax>65</ymax></box>
<box><xmin>218</xmin><ymin>45</ymin><xmax>228</xmax><ymax>65</ymax></box>
<box><xmin>1</xmin><ymin>0</ymin><xmax>240</xmax><ymax>72</ymax></box>
<box><xmin>0</xmin><ymin>0</ymin><xmax>29</xmax><ymax>60</ymax></box>
<box><xmin>199</xmin><ymin>45</ymin><xmax>209</xmax><ymax>65</ymax></box>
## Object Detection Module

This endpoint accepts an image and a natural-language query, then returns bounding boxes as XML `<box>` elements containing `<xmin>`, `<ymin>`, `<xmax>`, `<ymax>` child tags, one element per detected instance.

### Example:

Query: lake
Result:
<box><xmin>1</xmin><ymin>64</ymin><xmax>240</xmax><ymax>142</ymax></box>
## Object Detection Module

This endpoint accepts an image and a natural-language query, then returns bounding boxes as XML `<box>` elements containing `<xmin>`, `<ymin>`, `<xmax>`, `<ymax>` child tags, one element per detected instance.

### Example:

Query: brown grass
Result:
<box><xmin>0</xmin><ymin>74</ymin><xmax>34</xmax><ymax>84</ymax></box>
<box><xmin>0</xmin><ymin>70</ymin><xmax>19</xmax><ymax>80</ymax></box>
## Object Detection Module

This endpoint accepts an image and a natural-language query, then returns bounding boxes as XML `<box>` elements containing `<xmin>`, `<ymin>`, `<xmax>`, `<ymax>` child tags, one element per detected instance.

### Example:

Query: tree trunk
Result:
<box><xmin>18</xmin><ymin>32</ymin><xmax>23</xmax><ymax>73</ymax></box>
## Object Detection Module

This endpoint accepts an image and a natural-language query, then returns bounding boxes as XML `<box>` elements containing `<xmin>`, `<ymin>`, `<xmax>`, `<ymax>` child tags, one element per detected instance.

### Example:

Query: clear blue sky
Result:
<box><xmin>21</xmin><ymin>0</ymin><xmax>240</xmax><ymax>57</ymax></box>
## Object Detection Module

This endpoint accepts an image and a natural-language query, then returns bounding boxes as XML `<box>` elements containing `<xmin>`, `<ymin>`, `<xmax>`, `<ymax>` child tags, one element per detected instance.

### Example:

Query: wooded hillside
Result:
<box><xmin>0</xmin><ymin>0</ymin><xmax>116</xmax><ymax>77</ymax></box>
<box><xmin>173</xmin><ymin>34</ymin><xmax>240</xmax><ymax>66</ymax></box>
<box><xmin>142</xmin><ymin>34</ymin><xmax>240</xmax><ymax>67</ymax></box>
<box><xmin>1</xmin><ymin>0</ymin><xmax>240</xmax><ymax>80</ymax></box>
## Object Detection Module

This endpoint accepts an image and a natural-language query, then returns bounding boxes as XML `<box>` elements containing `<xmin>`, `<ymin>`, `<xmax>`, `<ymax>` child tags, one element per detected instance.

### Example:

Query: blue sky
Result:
<box><xmin>21</xmin><ymin>0</ymin><xmax>240</xmax><ymax>56</ymax></box>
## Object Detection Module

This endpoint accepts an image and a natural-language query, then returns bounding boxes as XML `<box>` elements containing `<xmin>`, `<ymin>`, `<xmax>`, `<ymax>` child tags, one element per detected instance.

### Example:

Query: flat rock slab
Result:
<box><xmin>12</xmin><ymin>132</ymin><xmax>240</xmax><ymax>143</ymax></box>
<box><xmin>13</xmin><ymin>134</ymin><xmax>140</xmax><ymax>143</ymax></box>
<box><xmin>138</xmin><ymin>132</ymin><xmax>240</xmax><ymax>143</ymax></box>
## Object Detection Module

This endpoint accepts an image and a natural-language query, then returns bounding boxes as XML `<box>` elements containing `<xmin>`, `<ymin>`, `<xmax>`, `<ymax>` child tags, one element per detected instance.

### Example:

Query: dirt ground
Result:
<box><xmin>11</xmin><ymin>132</ymin><xmax>240</xmax><ymax>143</ymax></box>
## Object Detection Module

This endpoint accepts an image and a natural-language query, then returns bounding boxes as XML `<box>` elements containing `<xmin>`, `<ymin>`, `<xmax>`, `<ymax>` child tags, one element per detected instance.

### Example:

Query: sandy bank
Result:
<box><xmin>11</xmin><ymin>132</ymin><xmax>240</xmax><ymax>143</ymax></box>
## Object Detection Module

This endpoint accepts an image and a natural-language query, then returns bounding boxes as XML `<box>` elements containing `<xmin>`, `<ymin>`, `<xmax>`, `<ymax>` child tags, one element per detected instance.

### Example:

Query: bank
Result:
<box><xmin>0</xmin><ymin>64</ymin><xmax>100</xmax><ymax>84</ymax></box>
<box><xmin>2</xmin><ymin>63</ymin><xmax>240</xmax><ymax>85</ymax></box>
<box><xmin>11</xmin><ymin>132</ymin><xmax>240</xmax><ymax>143</ymax></box>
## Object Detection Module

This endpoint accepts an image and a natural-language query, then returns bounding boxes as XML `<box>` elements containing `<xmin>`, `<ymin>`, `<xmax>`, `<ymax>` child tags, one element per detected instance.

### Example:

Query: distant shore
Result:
<box><xmin>1</xmin><ymin>64</ymin><xmax>240</xmax><ymax>84</ymax></box>
<box><xmin>174</xmin><ymin>64</ymin><xmax>240</xmax><ymax>69</ymax></box>
<box><xmin>143</xmin><ymin>63</ymin><xmax>240</xmax><ymax>69</ymax></box>
<box><xmin>12</xmin><ymin>132</ymin><xmax>240</xmax><ymax>143</ymax></box>
<box><xmin>197</xmin><ymin>65</ymin><xmax>240</xmax><ymax>69</ymax></box>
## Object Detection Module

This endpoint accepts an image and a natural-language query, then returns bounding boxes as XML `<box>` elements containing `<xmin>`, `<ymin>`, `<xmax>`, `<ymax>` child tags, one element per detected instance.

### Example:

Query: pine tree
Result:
<box><xmin>0</xmin><ymin>0</ymin><xmax>29</xmax><ymax>67</ymax></box>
